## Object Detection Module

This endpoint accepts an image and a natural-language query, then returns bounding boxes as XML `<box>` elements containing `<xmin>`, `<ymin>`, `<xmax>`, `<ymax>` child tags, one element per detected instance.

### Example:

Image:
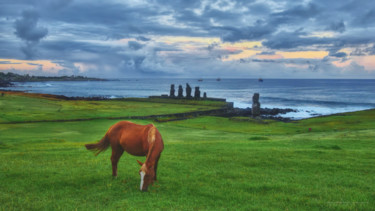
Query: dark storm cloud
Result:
<box><xmin>263</xmin><ymin>27</ymin><xmax>375</xmax><ymax>51</ymax></box>
<box><xmin>39</xmin><ymin>1</ymin><xmax>202</xmax><ymax>38</ymax></box>
<box><xmin>14</xmin><ymin>10</ymin><xmax>48</xmax><ymax>43</ymax></box>
<box><xmin>328</xmin><ymin>20</ymin><xmax>346</xmax><ymax>33</ymax></box>
<box><xmin>239</xmin><ymin>1</ymin><xmax>270</xmax><ymax>15</ymax></box>
<box><xmin>152</xmin><ymin>0</ymin><xmax>201</xmax><ymax>8</ymax></box>
<box><xmin>1</xmin><ymin>0</ymin><xmax>375</xmax><ymax>78</ymax></box>
<box><xmin>136</xmin><ymin>36</ymin><xmax>151</xmax><ymax>42</ymax></box>
<box><xmin>5</xmin><ymin>0</ymin><xmax>375</xmax><ymax>43</ymax></box>
<box><xmin>219</xmin><ymin>24</ymin><xmax>274</xmax><ymax>42</ymax></box>
<box><xmin>203</xmin><ymin>6</ymin><xmax>241</xmax><ymax>23</ymax></box>
<box><xmin>330</xmin><ymin>52</ymin><xmax>347</xmax><ymax>58</ymax></box>
<box><xmin>0</xmin><ymin>38</ymin><xmax>23</xmax><ymax>58</ymax></box>
<box><xmin>270</xmin><ymin>2</ymin><xmax>320</xmax><ymax>24</ymax></box>
<box><xmin>14</xmin><ymin>9</ymin><xmax>48</xmax><ymax>59</ymax></box>
<box><xmin>251</xmin><ymin>59</ymin><xmax>277</xmax><ymax>63</ymax></box>
<box><xmin>339</xmin><ymin>0</ymin><xmax>375</xmax><ymax>27</ymax></box>
<box><xmin>357</xmin><ymin>9</ymin><xmax>375</xmax><ymax>26</ymax></box>
<box><xmin>367</xmin><ymin>45</ymin><xmax>375</xmax><ymax>55</ymax></box>
<box><xmin>258</xmin><ymin>51</ymin><xmax>276</xmax><ymax>55</ymax></box>
<box><xmin>40</xmin><ymin>40</ymin><xmax>119</xmax><ymax>56</ymax></box>
<box><xmin>45</xmin><ymin>3</ymin><xmax>151</xmax><ymax>25</ymax></box>
<box><xmin>213</xmin><ymin>2</ymin><xmax>321</xmax><ymax>43</ymax></box>
<box><xmin>128</xmin><ymin>41</ymin><xmax>144</xmax><ymax>50</ymax></box>
<box><xmin>262</xmin><ymin>31</ymin><xmax>329</xmax><ymax>50</ymax></box>
<box><xmin>351</xmin><ymin>44</ymin><xmax>375</xmax><ymax>56</ymax></box>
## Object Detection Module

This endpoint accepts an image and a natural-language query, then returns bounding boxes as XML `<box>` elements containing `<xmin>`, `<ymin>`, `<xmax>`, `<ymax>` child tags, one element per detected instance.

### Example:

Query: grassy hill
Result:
<box><xmin>0</xmin><ymin>91</ymin><xmax>374</xmax><ymax>210</ymax></box>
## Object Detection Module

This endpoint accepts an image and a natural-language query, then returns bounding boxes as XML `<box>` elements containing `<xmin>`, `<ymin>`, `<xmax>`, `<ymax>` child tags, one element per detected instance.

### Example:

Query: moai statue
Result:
<box><xmin>194</xmin><ymin>86</ymin><xmax>200</xmax><ymax>98</ymax></box>
<box><xmin>178</xmin><ymin>85</ymin><xmax>183</xmax><ymax>98</ymax></box>
<box><xmin>252</xmin><ymin>93</ymin><xmax>261</xmax><ymax>118</ymax></box>
<box><xmin>170</xmin><ymin>84</ymin><xmax>175</xmax><ymax>97</ymax></box>
<box><xmin>186</xmin><ymin>83</ymin><xmax>192</xmax><ymax>98</ymax></box>
<box><xmin>203</xmin><ymin>92</ymin><xmax>207</xmax><ymax>98</ymax></box>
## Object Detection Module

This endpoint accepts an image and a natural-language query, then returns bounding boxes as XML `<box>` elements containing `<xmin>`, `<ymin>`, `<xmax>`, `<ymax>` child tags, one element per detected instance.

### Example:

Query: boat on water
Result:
<box><xmin>216</xmin><ymin>78</ymin><xmax>221</xmax><ymax>81</ymax></box>
<box><xmin>198</xmin><ymin>79</ymin><xmax>203</xmax><ymax>82</ymax></box>
<box><xmin>258</xmin><ymin>78</ymin><xmax>263</xmax><ymax>82</ymax></box>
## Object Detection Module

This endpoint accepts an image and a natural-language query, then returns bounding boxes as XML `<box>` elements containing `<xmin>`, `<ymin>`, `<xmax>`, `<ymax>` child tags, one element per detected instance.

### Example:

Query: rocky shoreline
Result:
<box><xmin>59</xmin><ymin>94</ymin><xmax>299</xmax><ymax>122</ymax></box>
<box><xmin>1</xmin><ymin>90</ymin><xmax>299</xmax><ymax>122</ymax></box>
<box><xmin>0</xmin><ymin>80</ymin><xmax>13</xmax><ymax>87</ymax></box>
<box><xmin>217</xmin><ymin>107</ymin><xmax>298</xmax><ymax>122</ymax></box>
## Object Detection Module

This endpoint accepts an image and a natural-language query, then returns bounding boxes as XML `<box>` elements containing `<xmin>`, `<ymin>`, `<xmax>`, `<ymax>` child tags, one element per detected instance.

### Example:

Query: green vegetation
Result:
<box><xmin>1</xmin><ymin>92</ymin><xmax>374</xmax><ymax>210</ymax></box>
<box><xmin>0</xmin><ymin>91</ymin><xmax>225</xmax><ymax>123</ymax></box>
<box><xmin>0</xmin><ymin>72</ymin><xmax>105</xmax><ymax>86</ymax></box>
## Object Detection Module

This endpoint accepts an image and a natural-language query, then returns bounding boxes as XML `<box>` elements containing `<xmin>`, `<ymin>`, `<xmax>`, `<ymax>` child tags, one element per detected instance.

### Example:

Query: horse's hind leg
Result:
<box><xmin>110</xmin><ymin>145</ymin><xmax>124</xmax><ymax>177</ymax></box>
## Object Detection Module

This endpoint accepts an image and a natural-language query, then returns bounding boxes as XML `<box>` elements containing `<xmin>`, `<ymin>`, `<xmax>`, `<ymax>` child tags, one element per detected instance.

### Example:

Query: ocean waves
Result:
<box><xmin>3</xmin><ymin>78</ymin><xmax>375</xmax><ymax>120</ymax></box>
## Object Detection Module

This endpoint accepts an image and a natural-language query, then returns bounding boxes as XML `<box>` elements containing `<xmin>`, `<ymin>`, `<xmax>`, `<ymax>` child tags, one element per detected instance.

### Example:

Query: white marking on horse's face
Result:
<box><xmin>140</xmin><ymin>171</ymin><xmax>145</xmax><ymax>191</ymax></box>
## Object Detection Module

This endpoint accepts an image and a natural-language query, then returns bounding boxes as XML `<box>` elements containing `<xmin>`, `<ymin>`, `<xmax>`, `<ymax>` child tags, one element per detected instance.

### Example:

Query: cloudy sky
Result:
<box><xmin>1</xmin><ymin>0</ymin><xmax>375</xmax><ymax>78</ymax></box>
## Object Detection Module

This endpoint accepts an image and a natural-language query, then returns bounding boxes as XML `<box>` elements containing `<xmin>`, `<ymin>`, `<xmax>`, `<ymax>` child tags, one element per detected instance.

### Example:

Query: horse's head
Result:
<box><xmin>137</xmin><ymin>160</ymin><xmax>155</xmax><ymax>191</ymax></box>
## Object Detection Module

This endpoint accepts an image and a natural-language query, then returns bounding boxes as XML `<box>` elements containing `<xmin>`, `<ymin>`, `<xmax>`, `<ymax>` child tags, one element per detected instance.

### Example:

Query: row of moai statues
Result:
<box><xmin>170</xmin><ymin>83</ymin><xmax>206</xmax><ymax>98</ymax></box>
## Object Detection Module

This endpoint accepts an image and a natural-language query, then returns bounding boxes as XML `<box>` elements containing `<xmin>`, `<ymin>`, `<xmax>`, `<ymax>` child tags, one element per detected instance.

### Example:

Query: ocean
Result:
<box><xmin>3</xmin><ymin>78</ymin><xmax>375</xmax><ymax>119</ymax></box>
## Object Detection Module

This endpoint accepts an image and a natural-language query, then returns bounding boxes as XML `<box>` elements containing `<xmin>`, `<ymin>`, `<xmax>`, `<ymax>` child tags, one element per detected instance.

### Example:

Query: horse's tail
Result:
<box><xmin>85</xmin><ymin>135</ymin><xmax>110</xmax><ymax>156</ymax></box>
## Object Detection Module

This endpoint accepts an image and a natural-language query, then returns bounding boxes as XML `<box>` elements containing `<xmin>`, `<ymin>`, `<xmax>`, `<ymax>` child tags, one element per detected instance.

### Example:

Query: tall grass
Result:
<box><xmin>1</xmin><ymin>92</ymin><xmax>374</xmax><ymax>210</ymax></box>
<box><xmin>0</xmin><ymin>91</ymin><xmax>224</xmax><ymax>123</ymax></box>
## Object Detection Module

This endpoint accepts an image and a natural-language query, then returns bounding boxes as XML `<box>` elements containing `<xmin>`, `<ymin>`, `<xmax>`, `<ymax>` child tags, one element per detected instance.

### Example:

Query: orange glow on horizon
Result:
<box><xmin>353</xmin><ymin>55</ymin><xmax>375</xmax><ymax>71</ymax></box>
<box><xmin>278</xmin><ymin>51</ymin><xmax>329</xmax><ymax>59</ymax></box>
<box><xmin>254</xmin><ymin>54</ymin><xmax>283</xmax><ymax>60</ymax></box>
<box><xmin>221</xmin><ymin>41</ymin><xmax>262</xmax><ymax>49</ymax></box>
<box><xmin>0</xmin><ymin>59</ymin><xmax>64</xmax><ymax>73</ymax></box>
<box><xmin>332</xmin><ymin>59</ymin><xmax>352</xmax><ymax>68</ymax></box>
<box><xmin>158</xmin><ymin>36</ymin><xmax>220</xmax><ymax>45</ymax></box>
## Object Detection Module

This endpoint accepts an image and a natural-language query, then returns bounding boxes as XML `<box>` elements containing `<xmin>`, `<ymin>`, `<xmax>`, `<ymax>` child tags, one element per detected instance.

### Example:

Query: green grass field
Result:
<box><xmin>0</xmin><ymin>92</ymin><xmax>226</xmax><ymax>123</ymax></box>
<box><xmin>1</xmin><ymin>91</ymin><xmax>374</xmax><ymax>210</ymax></box>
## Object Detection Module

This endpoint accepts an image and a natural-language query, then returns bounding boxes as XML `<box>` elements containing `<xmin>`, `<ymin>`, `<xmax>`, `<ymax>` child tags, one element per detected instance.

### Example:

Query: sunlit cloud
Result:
<box><xmin>279</xmin><ymin>51</ymin><xmax>329</xmax><ymax>59</ymax></box>
<box><xmin>222</xmin><ymin>41</ymin><xmax>262</xmax><ymax>49</ymax></box>
<box><xmin>353</xmin><ymin>55</ymin><xmax>375</xmax><ymax>71</ymax></box>
<box><xmin>332</xmin><ymin>59</ymin><xmax>352</xmax><ymax>68</ymax></box>
<box><xmin>0</xmin><ymin>59</ymin><xmax>64</xmax><ymax>74</ymax></box>
<box><xmin>158</xmin><ymin>36</ymin><xmax>220</xmax><ymax>45</ymax></box>
<box><xmin>254</xmin><ymin>54</ymin><xmax>283</xmax><ymax>60</ymax></box>
<box><xmin>301</xmin><ymin>31</ymin><xmax>336</xmax><ymax>38</ymax></box>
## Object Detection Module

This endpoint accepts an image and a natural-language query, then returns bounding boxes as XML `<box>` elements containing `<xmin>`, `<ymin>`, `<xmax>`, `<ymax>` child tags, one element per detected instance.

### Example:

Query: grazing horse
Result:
<box><xmin>85</xmin><ymin>121</ymin><xmax>164</xmax><ymax>191</ymax></box>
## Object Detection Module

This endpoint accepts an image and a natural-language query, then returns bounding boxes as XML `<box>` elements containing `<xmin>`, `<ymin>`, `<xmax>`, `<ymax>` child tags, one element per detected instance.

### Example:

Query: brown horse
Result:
<box><xmin>85</xmin><ymin>121</ymin><xmax>164</xmax><ymax>191</ymax></box>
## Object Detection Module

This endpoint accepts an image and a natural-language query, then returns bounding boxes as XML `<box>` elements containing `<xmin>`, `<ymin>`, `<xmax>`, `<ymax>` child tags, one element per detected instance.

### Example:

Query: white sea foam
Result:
<box><xmin>270</xmin><ymin>105</ymin><xmax>371</xmax><ymax>120</ymax></box>
<box><xmin>232</xmin><ymin>100</ymin><xmax>373</xmax><ymax>120</ymax></box>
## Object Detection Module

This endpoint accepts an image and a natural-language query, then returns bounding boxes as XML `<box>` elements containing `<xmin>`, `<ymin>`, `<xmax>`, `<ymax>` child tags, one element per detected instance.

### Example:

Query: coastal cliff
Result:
<box><xmin>0</xmin><ymin>72</ymin><xmax>106</xmax><ymax>87</ymax></box>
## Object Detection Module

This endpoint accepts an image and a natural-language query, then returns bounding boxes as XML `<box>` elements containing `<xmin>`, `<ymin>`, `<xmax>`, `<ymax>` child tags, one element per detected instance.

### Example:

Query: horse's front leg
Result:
<box><xmin>154</xmin><ymin>154</ymin><xmax>161</xmax><ymax>181</ymax></box>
